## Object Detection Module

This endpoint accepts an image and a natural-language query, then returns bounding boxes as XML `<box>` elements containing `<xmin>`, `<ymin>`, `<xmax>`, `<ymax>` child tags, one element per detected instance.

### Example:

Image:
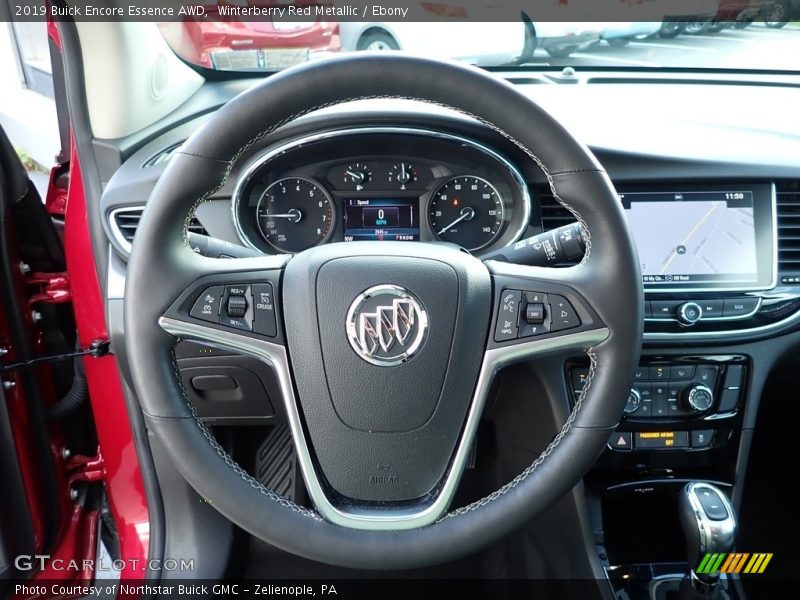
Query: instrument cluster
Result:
<box><xmin>232</xmin><ymin>129</ymin><xmax>531</xmax><ymax>255</ymax></box>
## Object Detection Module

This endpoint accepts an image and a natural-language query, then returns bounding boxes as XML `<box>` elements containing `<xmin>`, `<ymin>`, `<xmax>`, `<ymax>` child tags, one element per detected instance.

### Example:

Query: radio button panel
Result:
<box><xmin>646</xmin><ymin>296</ymin><xmax>761</xmax><ymax>324</ymax></box>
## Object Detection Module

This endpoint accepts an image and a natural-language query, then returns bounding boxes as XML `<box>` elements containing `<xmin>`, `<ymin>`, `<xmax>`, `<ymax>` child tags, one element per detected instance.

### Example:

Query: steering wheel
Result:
<box><xmin>124</xmin><ymin>54</ymin><xmax>642</xmax><ymax>570</ymax></box>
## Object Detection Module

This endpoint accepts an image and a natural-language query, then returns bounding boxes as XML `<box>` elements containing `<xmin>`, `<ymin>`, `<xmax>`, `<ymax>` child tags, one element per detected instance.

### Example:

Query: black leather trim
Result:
<box><xmin>125</xmin><ymin>54</ymin><xmax>642</xmax><ymax>568</ymax></box>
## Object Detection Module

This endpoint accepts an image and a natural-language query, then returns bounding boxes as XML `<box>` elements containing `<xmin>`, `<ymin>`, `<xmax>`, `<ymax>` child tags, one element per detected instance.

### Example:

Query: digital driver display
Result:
<box><xmin>343</xmin><ymin>198</ymin><xmax>419</xmax><ymax>242</ymax></box>
<box><xmin>621</xmin><ymin>190</ymin><xmax>759</xmax><ymax>286</ymax></box>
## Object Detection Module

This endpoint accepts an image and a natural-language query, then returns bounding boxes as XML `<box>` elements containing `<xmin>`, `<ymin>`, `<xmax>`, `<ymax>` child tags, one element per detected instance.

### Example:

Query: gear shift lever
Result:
<box><xmin>679</xmin><ymin>482</ymin><xmax>737</xmax><ymax>597</ymax></box>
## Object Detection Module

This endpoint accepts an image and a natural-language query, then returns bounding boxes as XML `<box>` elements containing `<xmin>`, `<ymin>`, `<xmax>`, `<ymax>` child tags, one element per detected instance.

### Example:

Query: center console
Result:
<box><xmin>566</xmin><ymin>183</ymin><xmax>794</xmax><ymax>597</ymax></box>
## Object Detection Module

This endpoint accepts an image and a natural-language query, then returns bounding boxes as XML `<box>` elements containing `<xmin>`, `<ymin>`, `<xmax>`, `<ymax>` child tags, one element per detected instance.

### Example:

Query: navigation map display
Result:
<box><xmin>621</xmin><ymin>188</ymin><xmax>774</xmax><ymax>290</ymax></box>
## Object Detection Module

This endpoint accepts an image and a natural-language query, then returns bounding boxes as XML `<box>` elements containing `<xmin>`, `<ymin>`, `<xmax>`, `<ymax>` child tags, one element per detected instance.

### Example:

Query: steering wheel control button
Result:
<box><xmin>548</xmin><ymin>295</ymin><xmax>581</xmax><ymax>331</ymax></box>
<box><xmin>222</xmin><ymin>316</ymin><xmax>251</xmax><ymax>331</ymax></box>
<box><xmin>624</xmin><ymin>388</ymin><xmax>642</xmax><ymax>414</ymax></box>
<box><xmin>683</xmin><ymin>384</ymin><xmax>714</xmax><ymax>412</ymax></box>
<box><xmin>723</xmin><ymin>297</ymin><xmax>759</xmax><ymax>318</ymax></box>
<box><xmin>251</xmin><ymin>283</ymin><xmax>277</xmax><ymax>338</ymax></box>
<box><xmin>226</xmin><ymin>294</ymin><xmax>248</xmax><ymax>318</ymax></box>
<box><xmin>525</xmin><ymin>303</ymin><xmax>545</xmax><ymax>325</ymax></box>
<box><xmin>696</xmin><ymin>487</ymin><xmax>729</xmax><ymax>521</ymax></box>
<box><xmin>190</xmin><ymin>286</ymin><xmax>224</xmax><ymax>323</ymax></box>
<box><xmin>571</xmin><ymin>368</ymin><xmax>589</xmax><ymax>394</ymax></box>
<box><xmin>494</xmin><ymin>289</ymin><xmax>521</xmax><ymax>342</ymax></box>
<box><xmin>691</xmin><ymin>429</ymin><xmax>715</xmax><ymax>449</ymax></box>
<box><xmin>677</xmin><ymin>301</ymin><xmax>703</xmax><ymax>326</ymax></box>
<box><xmin>608</xmin><ymin>431</ymin><xmax>632</xmax><ymax>451</ymax></box>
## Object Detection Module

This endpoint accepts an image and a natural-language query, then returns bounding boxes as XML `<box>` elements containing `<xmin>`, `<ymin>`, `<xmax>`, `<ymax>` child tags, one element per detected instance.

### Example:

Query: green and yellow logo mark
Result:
<box><xmin>697</xmin><ymin>552</ymin><xmax>773</xmax><ymax>575</ymax></box>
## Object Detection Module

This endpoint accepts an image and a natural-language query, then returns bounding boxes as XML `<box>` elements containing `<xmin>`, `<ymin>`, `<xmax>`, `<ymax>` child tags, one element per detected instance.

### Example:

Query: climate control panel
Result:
<box><xmin>570</xmin><ymin>359</ymin><xmax>746</xmax><ymax>422</ymax></box>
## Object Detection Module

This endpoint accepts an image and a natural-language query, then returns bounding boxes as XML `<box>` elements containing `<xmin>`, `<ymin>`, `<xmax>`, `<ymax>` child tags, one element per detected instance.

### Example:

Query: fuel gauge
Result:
<box><xmin>388</xmin><ymin>162</ymin><xmax>418</xmax><ymax>190</ymax></box>
<box><xmin>342</xmin><ymin>163</ymin><xmax>372</xmax><ymax>190</ymax></box>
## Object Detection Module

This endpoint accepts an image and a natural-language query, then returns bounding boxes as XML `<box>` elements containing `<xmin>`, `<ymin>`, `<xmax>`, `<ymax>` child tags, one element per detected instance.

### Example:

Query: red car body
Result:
<box><xmin>160</xmin><ymin>8</ymin><xmax>340</xmax><ymax>70</ymax></box>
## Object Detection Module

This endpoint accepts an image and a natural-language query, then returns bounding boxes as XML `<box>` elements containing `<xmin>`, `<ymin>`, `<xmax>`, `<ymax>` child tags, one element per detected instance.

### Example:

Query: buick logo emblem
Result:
<box><xmin>346</xmin><ymin>285</ymin><xmax>428</xmax><ymax>367</ymax></box>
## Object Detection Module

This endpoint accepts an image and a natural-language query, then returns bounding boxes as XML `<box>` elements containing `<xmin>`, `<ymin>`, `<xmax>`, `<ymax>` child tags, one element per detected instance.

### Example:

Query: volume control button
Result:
<box><xmin>678</xmin><ymin>302</ymin><xmax>703</xmax><ymax>326</ymax></box>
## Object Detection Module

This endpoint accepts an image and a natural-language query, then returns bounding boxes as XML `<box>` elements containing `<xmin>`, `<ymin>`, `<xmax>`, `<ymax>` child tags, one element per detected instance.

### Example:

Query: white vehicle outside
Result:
<box><xmin>339</xmin><ymin>21</ymin><xmax>525</xmax><ymax>66</ymax></box>
<box><xmin>599</xmin><ymin>22</ymin><xmax>663</xmax><ymax>46</ymax></box>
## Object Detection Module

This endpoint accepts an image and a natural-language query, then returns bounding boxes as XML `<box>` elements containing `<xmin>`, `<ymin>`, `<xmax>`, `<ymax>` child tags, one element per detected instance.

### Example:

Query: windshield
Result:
<box><xmin>158</xmin><ymin>2</ymin><xmax>800</xmax><ymax>73</ymax></box>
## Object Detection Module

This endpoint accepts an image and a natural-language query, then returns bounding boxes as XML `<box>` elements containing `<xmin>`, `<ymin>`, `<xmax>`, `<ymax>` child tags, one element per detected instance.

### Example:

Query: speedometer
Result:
<box><xmin>429</xmin><ymin>176</ymin><xmax>505</xmax><ymax>251</ymax></box>
<box><xmin>256</xmin><ymin>177</ymin><xmax>334</xmax><ymax>253</ymax></box>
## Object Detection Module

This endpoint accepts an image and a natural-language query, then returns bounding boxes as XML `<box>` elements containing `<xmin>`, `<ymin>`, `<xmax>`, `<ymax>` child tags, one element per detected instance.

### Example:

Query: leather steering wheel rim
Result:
<box><xmin>124</xmin><ymin>54</ymin><xmax>643</xmax><ymax>569</ymax></box>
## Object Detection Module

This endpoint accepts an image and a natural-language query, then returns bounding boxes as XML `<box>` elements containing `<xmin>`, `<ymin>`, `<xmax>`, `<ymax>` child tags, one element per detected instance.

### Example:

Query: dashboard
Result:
<box><xmin>91</xmin><ymin>69</ymin><xmax>800</xmax><ymax>584</ymax></box>
<box><xmin>231</xmin><ymin>128</ymin><xmax>530</xmax><ymax>255</ymax></box>
<box><xmin>100</xmin><ymin>79</ymin><xmax>800</xmax><ymax>345</ymax></box>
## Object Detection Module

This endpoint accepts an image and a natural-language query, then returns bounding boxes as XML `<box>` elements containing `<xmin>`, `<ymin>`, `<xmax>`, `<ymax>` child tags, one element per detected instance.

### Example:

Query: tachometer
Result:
<box><xmin>256</xmin><ymin>177</ymin><xmax>334</xmax><ymax>253</ymax></box>
<box><xmin>429</xmin><ymin>176</ymin><xmax>504</xmax><ymax>251</ymax></box>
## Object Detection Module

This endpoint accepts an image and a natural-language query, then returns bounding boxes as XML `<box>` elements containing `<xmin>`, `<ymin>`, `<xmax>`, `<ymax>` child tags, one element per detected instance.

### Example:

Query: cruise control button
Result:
<box><xmin>221</xmin><ymin>315</ymin><xmax>251</xmax><ymax>331</ymax></box>
<box><xmin>723</xmin><ymin>297</ymin><xmax>759</xmax><ymax>318</ymax></box>
<box><xmin>190</xmin><ymin>285</ymin><xmax>225</xmax><ymax>323</ymax></box>
<box><xmin>549</xmin><ymin>295</ymin><xmax>581</xmax><ymax>332</ymax></box>
<box><xmin>227</xmin><ymin>294</ymin><xmax>248</xmax><ymax>318</ymax></box>
<box><xmin>252</xmin><ymin>283</ymin><xmax>278</xmax><ymax>338</ymax></box>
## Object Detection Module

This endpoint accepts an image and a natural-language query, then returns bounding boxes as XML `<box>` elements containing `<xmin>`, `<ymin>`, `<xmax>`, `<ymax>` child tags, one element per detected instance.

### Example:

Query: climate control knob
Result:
<box><xmin>678</xmin><ymin>302</ymin><xmax>703</xmax><ymax>326</ymax></box>
<box><xmin>682</xmin><ymin>384</ymin><xmax>714</xmax><ymax>412</ymax></box>
<box><xmin>624</xmin><ymin>388</ymin><xmax>642</xmax><ymax>414</ymax></box>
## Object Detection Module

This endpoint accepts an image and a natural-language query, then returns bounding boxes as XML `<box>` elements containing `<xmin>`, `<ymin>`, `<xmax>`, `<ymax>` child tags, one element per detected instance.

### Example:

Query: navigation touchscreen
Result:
<box><xmin>620</xmin><ymin>187</ymin><xmax>775</xmax><ymax>290</ymax></box>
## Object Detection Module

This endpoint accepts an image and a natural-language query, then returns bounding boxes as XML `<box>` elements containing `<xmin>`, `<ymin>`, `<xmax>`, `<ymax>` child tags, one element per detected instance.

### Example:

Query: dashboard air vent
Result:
<box><xmin>111</xmin><ymin>207</ymin><xmax>207</xmax><ymax>252</ymax></box>
<box><xmin>143</xmin><ymin>143</ymin><xmax>182</xmax><ymax>167</ymax></box>
<box><xmin>539</xmin><ymin>190</ymin><xmax>575</xmax><ymax>232</ymax></box>
<box><xmin>777</xmin><ymin>182</ymin><xmax>800</xmax><ymax>282</ymax></box>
